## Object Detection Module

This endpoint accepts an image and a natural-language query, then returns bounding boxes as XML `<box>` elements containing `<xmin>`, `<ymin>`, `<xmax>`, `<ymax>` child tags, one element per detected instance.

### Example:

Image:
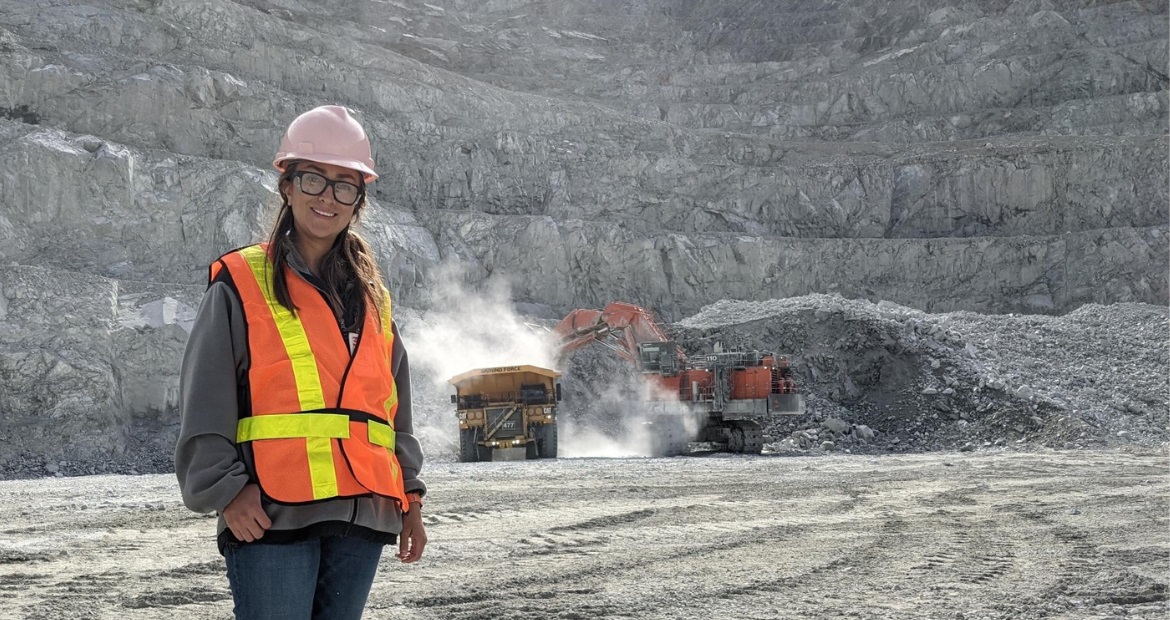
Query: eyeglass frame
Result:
<box><xmin>290</xmin><ymin>170</ymin><xmax>365</xmax><ymax>206</ymax></box>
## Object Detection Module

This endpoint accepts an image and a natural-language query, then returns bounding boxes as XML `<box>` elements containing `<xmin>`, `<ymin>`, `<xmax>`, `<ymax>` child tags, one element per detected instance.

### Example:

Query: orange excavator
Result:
<box><xmin>554</xmin><ymin>302</ymin><xmax>803</xmax><ymax>455</ymax></box>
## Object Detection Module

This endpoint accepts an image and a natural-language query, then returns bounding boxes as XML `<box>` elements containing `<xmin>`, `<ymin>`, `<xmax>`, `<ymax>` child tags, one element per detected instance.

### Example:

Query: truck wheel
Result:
<box><xmin>458</xmin><ymin>428</ymin><xmax>479</xmax><ymax>463</ymax></box>
<box><xmin>539</xmin><ymin>423</ymin><xmax>558</xmax><ymax>458</ymax></box>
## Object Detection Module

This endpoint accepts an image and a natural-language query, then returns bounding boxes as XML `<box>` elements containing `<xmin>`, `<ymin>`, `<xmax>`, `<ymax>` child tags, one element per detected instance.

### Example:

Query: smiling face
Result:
<box><xmin>280</xmin><ymin>161</ymin><xmax>363</xmax><ymax>248</ymax></box>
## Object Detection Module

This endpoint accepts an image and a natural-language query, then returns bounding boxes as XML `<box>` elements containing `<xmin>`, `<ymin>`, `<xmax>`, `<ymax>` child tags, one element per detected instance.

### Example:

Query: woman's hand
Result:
<box><xmin>395</xmin><ymin>506</ymin><xmax>427</xmax><ymax>563</ymax></box>
<box><xmin>222</xmin><ymin>483</ymin><xmax>272</xmax><ymax>542</ymax></box>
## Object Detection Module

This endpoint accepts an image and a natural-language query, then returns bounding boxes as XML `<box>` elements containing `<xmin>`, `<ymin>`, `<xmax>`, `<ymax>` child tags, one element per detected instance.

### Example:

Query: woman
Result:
<box><xmin>176</xmin><ymin>105</ymin><xmax>427</xmax><ymax>620</ymax></box>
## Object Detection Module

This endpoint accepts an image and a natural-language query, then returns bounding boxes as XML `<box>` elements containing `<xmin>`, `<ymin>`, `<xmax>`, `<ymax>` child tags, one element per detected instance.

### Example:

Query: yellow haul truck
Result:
<box><xmin>448</xmin><ymin>365</ymin><xmax>561</xmax><ymax>462</ymax></box>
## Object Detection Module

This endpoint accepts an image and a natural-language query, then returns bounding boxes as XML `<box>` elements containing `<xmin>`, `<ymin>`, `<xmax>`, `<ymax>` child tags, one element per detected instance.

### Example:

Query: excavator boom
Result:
<box><xmin>554</xmin><ymin>302</ymin><xmax>686</xmax><ymax>369</ymax></box>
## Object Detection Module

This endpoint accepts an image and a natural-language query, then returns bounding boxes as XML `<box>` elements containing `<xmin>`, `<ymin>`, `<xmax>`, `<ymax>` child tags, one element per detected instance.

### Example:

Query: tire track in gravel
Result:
<box><xmin>0</xmin><ymin>570</ymin><xmax>50</xmax><ymax>596</ymax></box>
<box><xmin>2</xmin><ymin>452</ymin><xmax>1164</xmax><ymax>619</ymax></box>
<box><xmin>404</xmin><ymin>486</ymin><xmax>879</xmax><ymax>617</ymax></box>
<box><xmin>1009</xmin><ymin>459</ymin><xmax>1170</xmax><ymax>614</ymax></box>
<box><xmin>1017</xmin><ymin>507</ymin><xmax>1169</xmax><ymax>611</ymax></box>
<box><xmin>120</xmin><ymin>586</ymin><xmax>231</xmax><ymax>609</ymax></box>
<box><xmin>619</xmin><ymin>480</ymin><xmax>1068</xmax><ymax>619</ymax></box>
<box><xmin>113</xmin><ymin>558</ymin><xmax>233</xmax><ymax>611</ymax></box>
<box><xmin>407</xmin><ymin>499</ymin><xmax>823</xmax><ymax>619</ymax></box>
<box><xmin>413</xmin><ymin>455</ymin><xmax>1161</xmax><ymax>620</ymax></box>
<box><xmin>1</xmin><ymin>525</ymin><xmax>224</xmax><ymax>618</ymax></box>
<box><xmin>16</xmin><ymin>569</ymin><xmax>130</xmax><ymax>618</ymax></box>
<box><xmin>690</xmin><ymin>515</ymin><xmax>908</xmax><ymax>604</ymax></box>
<box><xmin>400</xmin><ymin>459</ymin><xmax>913</xmax><ymax>619</ymax></box>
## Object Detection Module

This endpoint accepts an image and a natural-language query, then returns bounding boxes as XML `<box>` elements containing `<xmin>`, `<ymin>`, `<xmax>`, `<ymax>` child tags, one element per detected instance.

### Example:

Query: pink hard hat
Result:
<box><xmin>273</xmin><ymin>105</ymin><xmax>378</xmax><ymax>182</ymax></box>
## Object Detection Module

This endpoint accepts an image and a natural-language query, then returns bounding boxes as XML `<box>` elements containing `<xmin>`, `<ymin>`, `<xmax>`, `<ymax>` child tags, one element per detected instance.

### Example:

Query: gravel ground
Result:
<box><xmin>0</xmin><ymin>450</ymin><xmax>1166</xmax><ymax>619</ymax></box>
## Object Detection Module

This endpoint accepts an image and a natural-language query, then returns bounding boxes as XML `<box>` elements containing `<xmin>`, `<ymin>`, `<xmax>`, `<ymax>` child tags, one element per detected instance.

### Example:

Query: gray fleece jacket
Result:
<box><xmin>174</xmin><ymin>249</ymin><xmax>425</xmax><ymax>550</ymax></box>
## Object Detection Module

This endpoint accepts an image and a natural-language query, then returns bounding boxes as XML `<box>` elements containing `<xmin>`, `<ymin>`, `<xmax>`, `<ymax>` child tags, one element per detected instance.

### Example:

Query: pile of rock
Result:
<box><xmin>673</xmin><ymin>295</ymin><xmax>1168</xmax><ymax>454</ymax></box>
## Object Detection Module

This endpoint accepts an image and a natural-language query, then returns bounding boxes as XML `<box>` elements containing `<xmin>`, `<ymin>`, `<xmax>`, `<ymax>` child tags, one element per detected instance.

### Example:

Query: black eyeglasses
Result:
<box><xmin>292</xmin><ymin>171</ymin><xmax>363</xmax><ymax>206</ymax></box>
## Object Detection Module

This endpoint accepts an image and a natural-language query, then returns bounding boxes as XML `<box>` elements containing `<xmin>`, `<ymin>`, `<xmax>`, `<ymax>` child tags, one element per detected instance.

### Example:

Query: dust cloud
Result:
<box><xmin>559</xmin><ymin>377</ymin><xmax>656</xmax><ymax>458</ymax></box>
<box><xmin>558</xmin><ymin>372</ymin><xmax>704</xmax><ymax>458</ymax></box>
<box><xmin>406</xmin><ymin>263</ymin><xmax>558</xmax><ymax>381</ymax></box>
<box><xmin>557</xmin><ymin>421</ymin><xmax>643</xmax><ymax>458</ymax></box>
<box><xmin>400</xmin><ymin>264</ymin><xmax>689</xmax><ymax>460</ymax></box>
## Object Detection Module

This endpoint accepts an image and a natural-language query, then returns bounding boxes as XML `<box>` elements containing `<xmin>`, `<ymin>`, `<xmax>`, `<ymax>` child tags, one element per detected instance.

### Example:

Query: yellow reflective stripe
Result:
<box><xmin>237</xmin><ymin>415</ymin><xmax>344</xmax><ymax>500</ymax></box>
<box><xmin>380</xmin><ymin>286</ymin><xmax>400</xmax><ymax>418</ymax></box>
<box><xmin>368</xmin><ymin>420</ymin><xmax>396</xmax><ymax>450</ymax></box>
<box><xmin>236</xmin><ymin>415</ymin><xmax>345</xmax><ymax>501</ymax></box>
<box><xmin>379</xmin><ymin>288</ymin><xmax>393</xmax><ymax>336</ymax></box>
<box><xmin>305</xmin><ymin>437</ymin><xmax>338</xmax><ymax>499</ymax></box>
<box><xmin>385</xmin><ymin>383</ymin><xmax>398</xmax><ymax>414</ymax></box>
<box><xmin>240</xmin><ymin>246</ymin><xmax>327</xmax><ymax>411</ymax></box>
<box><xmin>236</xmin><ymin>414</ymin><xmax>350</xmax><ymax>442</ymax></box>
<box><xmin>239</xmin><ymin>246</ymin><xmax>335</xmax><ymax>499</ymax></box>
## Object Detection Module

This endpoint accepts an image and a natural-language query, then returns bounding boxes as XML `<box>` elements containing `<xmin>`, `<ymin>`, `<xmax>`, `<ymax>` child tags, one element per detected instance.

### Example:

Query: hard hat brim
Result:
<box><xmin>274</xmin><ymin>154</ymin><xmax>378</xmax><ymax>183</ymax></box>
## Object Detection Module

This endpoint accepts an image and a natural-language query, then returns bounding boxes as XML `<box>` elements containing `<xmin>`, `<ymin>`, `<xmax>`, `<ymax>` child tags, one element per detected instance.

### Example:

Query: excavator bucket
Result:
<box><xmin>769</xmin><ymin>393</ymin><xmax>805</xmax><ymax>415</ymax></box>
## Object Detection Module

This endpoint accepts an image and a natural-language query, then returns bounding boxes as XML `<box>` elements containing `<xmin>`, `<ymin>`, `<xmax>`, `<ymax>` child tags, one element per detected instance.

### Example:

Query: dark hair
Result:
<box><xmin>266</xmin><ymin>163</ymin><xmax>385</xmax><ymax>320</ymax></box>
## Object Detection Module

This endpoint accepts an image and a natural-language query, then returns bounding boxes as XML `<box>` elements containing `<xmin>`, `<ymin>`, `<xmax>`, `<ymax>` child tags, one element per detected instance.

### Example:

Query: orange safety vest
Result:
<box><xmin>209</xmin><ymin>243</ymin><xmax>408</xmax><ymax>508</ymax></box>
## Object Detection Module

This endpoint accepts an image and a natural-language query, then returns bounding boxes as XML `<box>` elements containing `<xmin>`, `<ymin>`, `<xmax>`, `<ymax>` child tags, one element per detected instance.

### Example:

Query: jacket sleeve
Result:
<box><xmin>390</xmin><ymin>320</ymin><xmax>427</xmax><ymax>497</ymax></box>
<box><xmin>174</xmin><ymin>281</ymin><xmax>251</xmax><ymax>514</ymax></box>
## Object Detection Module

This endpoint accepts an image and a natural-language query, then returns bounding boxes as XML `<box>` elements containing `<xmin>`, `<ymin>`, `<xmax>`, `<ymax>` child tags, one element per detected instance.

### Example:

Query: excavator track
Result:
<box><xmin>727</xmin><ymin>422</ymin><xmax>764</xmax><ymax>455</ymax></box>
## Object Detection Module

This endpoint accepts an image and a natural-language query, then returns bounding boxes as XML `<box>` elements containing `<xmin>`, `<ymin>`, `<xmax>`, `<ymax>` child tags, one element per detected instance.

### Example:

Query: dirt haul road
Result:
<box><xmin>0</xmin><ymin>450</ymin><xmax>1166</xmax><ymax>620</ymax></box>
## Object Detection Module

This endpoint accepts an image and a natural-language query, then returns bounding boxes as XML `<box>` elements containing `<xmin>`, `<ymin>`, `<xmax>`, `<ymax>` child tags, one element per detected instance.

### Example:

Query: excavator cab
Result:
<box><xmin>636</xmin><ymin>342</ymin><xmax>680</xmax><ymax>375</ymax></box>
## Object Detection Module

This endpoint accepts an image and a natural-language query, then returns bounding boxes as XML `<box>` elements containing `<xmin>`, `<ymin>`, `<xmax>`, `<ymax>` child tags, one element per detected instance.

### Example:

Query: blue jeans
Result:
<box><xmin>224</xmin><ymin>536</ymin><xmax>384</xmax><ymax>620</ymax></box>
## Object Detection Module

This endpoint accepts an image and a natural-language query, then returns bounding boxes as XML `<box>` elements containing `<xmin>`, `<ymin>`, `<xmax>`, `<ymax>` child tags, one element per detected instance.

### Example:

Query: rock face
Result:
<box><xmin>0</xmin><ymin>264</ymin><xmax>202</xmax><ymax>475</ymax></box>
<box><xmin>0</xmin><ymin>0</ymin><xmax>1165</xmax><ymax>472</ymax></box>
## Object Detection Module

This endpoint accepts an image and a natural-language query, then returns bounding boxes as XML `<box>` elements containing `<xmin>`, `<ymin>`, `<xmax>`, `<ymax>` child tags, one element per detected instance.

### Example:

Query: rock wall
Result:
<box><xmin>433</xmin><ymin>212</ymin><xmax>1166</xmax><ymax>317</ymax></box>
<box><xmin>0</xmin><ymin>264</ymin><xmax>202</xmax><ymax>474</ymax></box>
<box><xmin>0</xmin><ymin>0</ymin><xmax>1165</xmax><ymax>471</ymax></box>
